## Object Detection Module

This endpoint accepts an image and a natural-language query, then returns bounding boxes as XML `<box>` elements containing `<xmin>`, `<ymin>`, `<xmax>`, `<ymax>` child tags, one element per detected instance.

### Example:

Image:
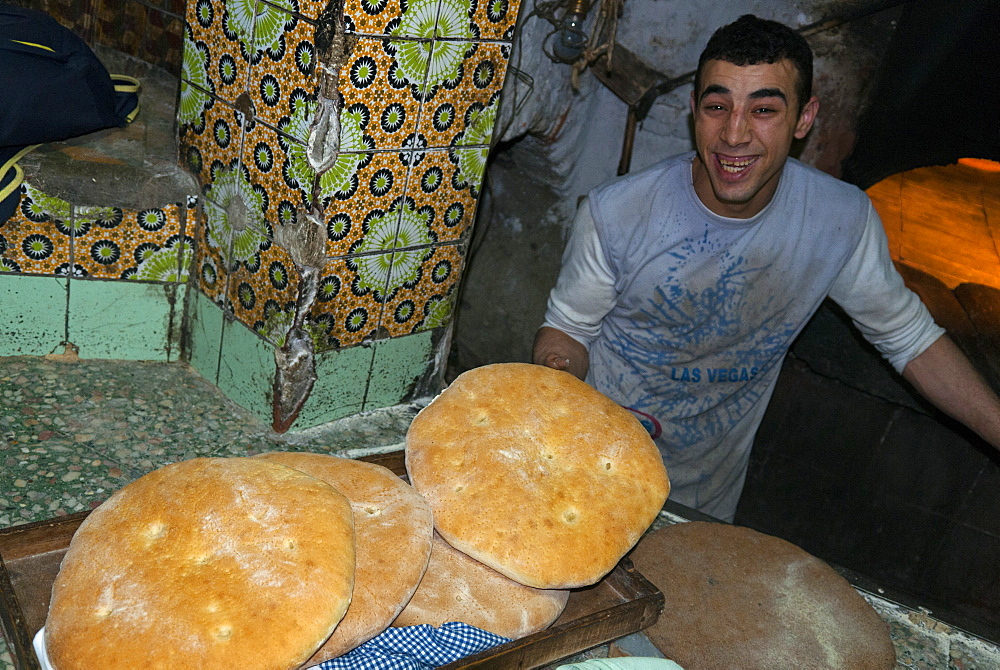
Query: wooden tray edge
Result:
<box><xmin>1</xmin><ymin>546</ymin><xmax>45</xmax><ymax>670</ymax></box>
<box><xmin>440</xmin><ymin>558</ymin><xmax>665</xmax><ymax>669</ymax></box>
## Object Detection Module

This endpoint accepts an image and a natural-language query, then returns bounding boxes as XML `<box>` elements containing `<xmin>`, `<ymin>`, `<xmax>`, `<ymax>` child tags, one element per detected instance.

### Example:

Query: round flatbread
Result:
<box><xmin>255</xmin><ymin>452</ymin><xmax>434</xmax><ymax>662</ymax></box>
<box><xmin>406</xmin><ymin>362</ymin><xmax>670</xmax><ymax>589</ymax></box>
<box><xmin>630</xmin><ymin>522</ymin><xmax>896</xmax><ymax>670</ymax></box>
<box><xmin>45</xmin><ymin>457</ymin><xmax>355</xmax><ymax>670</ymax></box>
<box><xmin>393</xmin><ymin>533</ymin><xmax>569</xmax><ymax>638</ymax></box>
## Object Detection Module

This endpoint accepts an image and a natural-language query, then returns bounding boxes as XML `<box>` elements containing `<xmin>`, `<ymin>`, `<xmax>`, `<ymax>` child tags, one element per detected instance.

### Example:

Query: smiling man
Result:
<box><xmin>533</xmin><ymin>15</ymin><xmax>1000</xmax><ymax>522</ymax></box>
<box><xmin>691</xmin><ymin>57</ymin><xmax>817</xmax><ymax>218</ymax></box>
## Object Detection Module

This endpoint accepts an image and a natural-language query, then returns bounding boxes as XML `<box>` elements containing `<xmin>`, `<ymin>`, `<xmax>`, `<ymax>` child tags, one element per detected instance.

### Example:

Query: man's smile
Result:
<box><xmin>715</xmin><ymin>154</ymin><xmax>758</xmax><ymax>176</ymax></box>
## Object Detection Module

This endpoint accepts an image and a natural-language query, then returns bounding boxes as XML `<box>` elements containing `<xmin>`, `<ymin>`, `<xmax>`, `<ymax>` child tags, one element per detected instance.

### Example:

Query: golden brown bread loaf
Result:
<box><xmin>393</xmin><ymin>533</ymin><xmax>569</xmax><ymax>638</ymax></box>
<box><xmin>44</xmin><ymin>457</ymin><xmax>356</xmax><ymax>670</ymax></box>
<box><xmin>255</xmin><ymin>452</ymin><xmax>434</xmax><ymax>662</ymax></box>
<box><xmin>406</xmin><ymin>362</ymin><xmax>670</xmax><ymax>589</ymax></box>
<box><xmin>630</xmin><ymin>522</ymin><xmax>897</xmax><ymax>670</ymax></box>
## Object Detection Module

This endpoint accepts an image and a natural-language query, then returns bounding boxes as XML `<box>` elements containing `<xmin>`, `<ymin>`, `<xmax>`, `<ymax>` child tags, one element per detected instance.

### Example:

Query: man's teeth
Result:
<box><xmin>719</xmin><ymin>157</ymin><xmax>754</xmax><ymax>173</ymax></box>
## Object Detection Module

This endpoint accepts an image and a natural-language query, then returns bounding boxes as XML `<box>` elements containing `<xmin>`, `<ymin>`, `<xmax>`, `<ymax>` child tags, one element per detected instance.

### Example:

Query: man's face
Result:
<box><xmin>690</xmin><ymin>58</ymin><xmax>818</xmax><ymax>219</ymax></box>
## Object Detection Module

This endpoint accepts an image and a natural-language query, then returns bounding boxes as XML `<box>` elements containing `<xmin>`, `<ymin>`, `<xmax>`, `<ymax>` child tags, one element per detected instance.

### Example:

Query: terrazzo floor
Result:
<box><xmin>0</xmin><ymin>354</ymin><xmax>421</xmax><ymax>668</ymax></box>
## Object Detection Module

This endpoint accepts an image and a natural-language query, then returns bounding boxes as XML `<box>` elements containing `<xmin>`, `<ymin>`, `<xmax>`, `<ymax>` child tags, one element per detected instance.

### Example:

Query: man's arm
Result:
<box><xmin>532</xmin><ymin>326</ymin><xmax>590</xmax><ymax>380</ymax></box>
<box><xmin>828</xmin><ymin>204</ymin><xmax>1000</xmax><ymax>449</ymax></box>
<box><xmin>533</xmin><ymin>198</ymin><xmax>616</xmax><ymax>380</ymax></box>
<box><xmin>902</xmin><ymin>334</ymin><xmax>1000</xmax><ymax>450</ymax></box>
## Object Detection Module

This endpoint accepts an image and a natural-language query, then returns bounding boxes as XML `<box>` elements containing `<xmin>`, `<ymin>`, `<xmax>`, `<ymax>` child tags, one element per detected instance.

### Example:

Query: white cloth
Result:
<box><xmin>32</xmin><ymin>627</ymin><xmax>55</xmax><ymax>670</ymax></box>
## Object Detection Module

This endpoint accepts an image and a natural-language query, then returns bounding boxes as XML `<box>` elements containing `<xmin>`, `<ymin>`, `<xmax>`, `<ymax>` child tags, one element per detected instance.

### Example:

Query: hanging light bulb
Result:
<box><xmin>552</xmin><ymin>0</ymin><xmax>591</xmax><ymax>63</ymax></box>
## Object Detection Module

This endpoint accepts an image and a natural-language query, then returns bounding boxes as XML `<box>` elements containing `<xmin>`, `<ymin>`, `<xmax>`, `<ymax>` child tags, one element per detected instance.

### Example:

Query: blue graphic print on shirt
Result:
<box><xmin>581</xmin><ymin>153</ymin><xmax>874</xmax><ymax>519</ymax></box>
<box><xmin>598</xmin><ymin>251</ymin><xmax>798</xmax><ymax>452</ymax></box>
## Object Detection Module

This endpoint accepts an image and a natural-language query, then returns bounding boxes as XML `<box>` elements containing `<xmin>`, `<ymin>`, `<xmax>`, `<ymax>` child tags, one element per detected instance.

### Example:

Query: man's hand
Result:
<box><xmin>532</xmin><ymin>326</ymin><xmax>590</xmax><ymax>380</ymax></box>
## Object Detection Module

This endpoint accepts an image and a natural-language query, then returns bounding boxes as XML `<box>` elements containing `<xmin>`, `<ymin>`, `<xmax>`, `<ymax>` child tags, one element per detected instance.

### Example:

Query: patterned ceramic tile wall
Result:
<box><xmin>0</xmin><ymin>184</ymin><xmax>194</xmax><ymax>281</ymax></box>
<box><xmin>180</xmin><ymin>0</ymin><xmax>520</xmax><ymax>361</ymax></box>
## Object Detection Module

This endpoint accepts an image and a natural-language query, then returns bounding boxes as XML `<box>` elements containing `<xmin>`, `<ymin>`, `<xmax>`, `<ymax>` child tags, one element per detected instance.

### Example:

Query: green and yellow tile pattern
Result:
<box><xmin>1</xmin><ymin>185</ymin><xmax>193</xmax><ymax>283</ymax></box>
<box><xmin>179</xmin><ymin>0</ymin><xmax>521</xmax><ymax>427</ymax></box>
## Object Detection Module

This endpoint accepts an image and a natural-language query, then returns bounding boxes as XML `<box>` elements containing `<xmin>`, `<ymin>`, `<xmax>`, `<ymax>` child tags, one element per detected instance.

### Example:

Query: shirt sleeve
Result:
<box><xmin>540</xmin><ymin>198</ymin><xmax>618</xmax><ymax>349</ymax></box>
<box><xmin>827</xmin><ymin>201</ymin><xmax>945</xmax><ymax>373</ymax></box>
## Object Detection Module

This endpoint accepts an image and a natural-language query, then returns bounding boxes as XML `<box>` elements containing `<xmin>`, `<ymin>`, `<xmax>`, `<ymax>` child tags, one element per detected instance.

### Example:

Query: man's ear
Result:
<box><xmin>794</xmin><ymin>96</ymin><xmax>820</xmax><ymax>139</ymax></box>
<box><xmin>690</xmin><ymin>89</ymin><xmax>697</xmax><ymax>116</ymax></box>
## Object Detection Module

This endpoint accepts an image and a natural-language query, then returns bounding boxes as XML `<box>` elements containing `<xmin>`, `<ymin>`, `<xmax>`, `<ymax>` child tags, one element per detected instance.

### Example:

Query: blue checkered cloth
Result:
<box><xmin>314</xmin><ymin>623</ymin><xmax>511</xmax><ymax>670</ymax></box>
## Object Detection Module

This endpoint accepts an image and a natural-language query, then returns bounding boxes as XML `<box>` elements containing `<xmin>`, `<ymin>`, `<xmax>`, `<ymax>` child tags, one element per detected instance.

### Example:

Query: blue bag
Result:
<box><xmin>0</xmin><ymin>2</ymin><xmax>139</xmax><ymax>223</ymax></box>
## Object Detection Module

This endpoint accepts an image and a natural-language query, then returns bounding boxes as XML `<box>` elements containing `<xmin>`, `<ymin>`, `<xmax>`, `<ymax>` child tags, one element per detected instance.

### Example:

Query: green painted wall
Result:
<box><xmin>68</xmin><ymin>279</ymin><xmax>181</xmax><ymax>361</ymax></box>
<box><xmin>367</xmin><ymin>331</ymin><xmax>436</xmax><ymax>410</ymax></box>
<box><xmin>0</xmin><ymin>274</ymin><xmax>68</xmax><ymax>357</ymax></box>
<box><xmin>185</xmin><ymin>288</ymin><xmax>224</xmax><ymax>384</ymax></box>
<box><xmin>0</xmin><ymin>274</ymin><xmax>441</xmax><ymax>431</ymax></box>
<box><xmin>216</xmin><ymin>315</ymin><xmax>277</xmax><ymax>425</ymax></box>
<box><xmin>292</xmin><ymin>344</ymin><xmax>374</xmax><ymax>430</ymax></box>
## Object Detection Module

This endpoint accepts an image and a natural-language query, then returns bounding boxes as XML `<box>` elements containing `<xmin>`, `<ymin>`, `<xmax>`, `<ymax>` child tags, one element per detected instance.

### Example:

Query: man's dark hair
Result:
<box><xmin>695</xmin><ymin>14</ymin><xmax>813</xmax><ymax>113</ymax></box>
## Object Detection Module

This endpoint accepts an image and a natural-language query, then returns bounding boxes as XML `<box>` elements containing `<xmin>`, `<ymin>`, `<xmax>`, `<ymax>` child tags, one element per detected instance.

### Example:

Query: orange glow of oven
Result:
<box><xmin>865</xmin><ymin>160</ymin><xmax>1000</xmax><ymax>291</ymax></box>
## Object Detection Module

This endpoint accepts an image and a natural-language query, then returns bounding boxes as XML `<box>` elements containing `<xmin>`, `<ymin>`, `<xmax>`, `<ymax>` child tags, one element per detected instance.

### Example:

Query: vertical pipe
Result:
<box><xmin>617</xmin><ymin>106</ymin><xmax>638</xmax><ymax>176</ymax></box>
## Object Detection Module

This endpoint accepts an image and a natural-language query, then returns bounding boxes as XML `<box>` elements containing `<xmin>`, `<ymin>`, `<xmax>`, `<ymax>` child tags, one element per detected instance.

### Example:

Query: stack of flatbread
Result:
<box><xmin>394</xmin><ymin>532</ymin><xmax>571</xmax><ymax>639</ymax></box>
<box><xmin>43</xmin><ymin>453</ymin><xmax>435</xmax><ymax>670</ymax></box>
<box><xmin>43</xmin><ymin>362</ymin><xmax>670</xmax><ymax>668</ymax></box>
<box><xmin>45</xmin><ymin>457</ymin><xmax>358</xmax><ymax>670</ymax></box>
<box><xmin>401</xmin><ymin>363</ymin><xmax>670</xmax><ymax>631</ymax></box>
<box><xmin>253</xmin><ymin>452</ymin><xmax>434</xmax><ymax>664</ymax></box>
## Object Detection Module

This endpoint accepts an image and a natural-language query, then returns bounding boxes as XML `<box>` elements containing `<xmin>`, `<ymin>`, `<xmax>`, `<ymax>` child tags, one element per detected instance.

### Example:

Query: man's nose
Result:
<box><xmin>721</xmin><ymin>111</ymin><xmax>750</xmax><ymax>146</ymax></box>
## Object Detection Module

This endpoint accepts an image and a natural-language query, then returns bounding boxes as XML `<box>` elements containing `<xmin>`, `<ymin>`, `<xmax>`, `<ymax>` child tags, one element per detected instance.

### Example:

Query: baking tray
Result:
<box><xmin>1</xmin><ymin>451</ymin><xmax>664</xmax><ymax>669</ymax></box>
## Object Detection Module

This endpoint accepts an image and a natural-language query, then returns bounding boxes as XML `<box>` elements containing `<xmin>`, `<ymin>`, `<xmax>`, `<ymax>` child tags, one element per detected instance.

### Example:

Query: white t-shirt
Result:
<box><xmin>543</xmin><ymin>153</ymin><xmax>943</xmax><ymax>521</ymax></box>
